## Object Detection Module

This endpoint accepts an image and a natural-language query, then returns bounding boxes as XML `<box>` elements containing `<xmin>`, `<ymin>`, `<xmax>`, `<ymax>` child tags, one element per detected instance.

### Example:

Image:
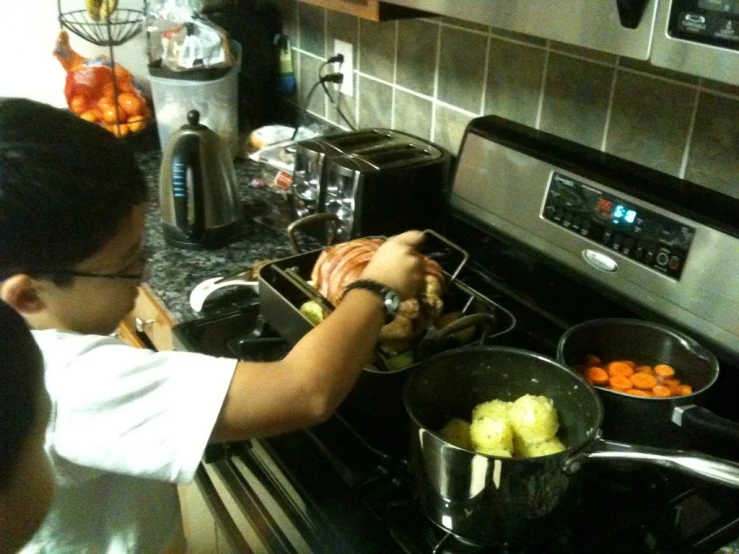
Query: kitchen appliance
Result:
<box><xmin>650</xmin><ymin>0</ymin><xmax>739</xmax><ymax>86</ymax></box>
<box><xmin>172</xmin><ymin>115</ymin><xmax>739</xmax><ymax>553</ymax></box>
<box><xmin>385</xmin><ymin>0</ymin><xmax>659</xmax><ymax>59</ymax></box>
<box><xmin>159</xmin><ymin>110</ymin><xmax>242</xmax><ymax>249</ymax></box>
<box><xmin>385</xmin><ymin>0</ymin><xmax>739</xmax><ymax>86</ymax></box>
<box><xmin>291</xmin><ymin>129</ymin><xmax>451</xmax><ymax>241</ymax></box>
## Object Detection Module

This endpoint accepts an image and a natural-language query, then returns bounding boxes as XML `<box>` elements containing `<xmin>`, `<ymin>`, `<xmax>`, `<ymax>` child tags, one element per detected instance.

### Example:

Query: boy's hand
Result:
<box><xmin>360</xmin><ymin>230</ymin><xmax>425</xmax><ymax>300</ymax></box>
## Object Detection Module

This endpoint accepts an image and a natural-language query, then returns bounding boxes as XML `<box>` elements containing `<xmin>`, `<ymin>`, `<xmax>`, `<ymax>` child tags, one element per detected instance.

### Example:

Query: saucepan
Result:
<box><xmin>402</xmin><ymin>347</ymin><xmax>739</xmax><ymax>546</ymax></box>
<box><xmin>557</xmin><ymin>318</ymin><xmax>739</xmax><ymax>452</ymax></box>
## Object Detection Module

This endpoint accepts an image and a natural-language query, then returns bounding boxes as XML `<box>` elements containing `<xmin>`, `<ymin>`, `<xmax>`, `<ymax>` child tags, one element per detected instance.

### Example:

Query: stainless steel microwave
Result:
<box><xmin>386</xmin><ymin>0</ymin><xmax>738</xmax><ymax>87</ymax></box>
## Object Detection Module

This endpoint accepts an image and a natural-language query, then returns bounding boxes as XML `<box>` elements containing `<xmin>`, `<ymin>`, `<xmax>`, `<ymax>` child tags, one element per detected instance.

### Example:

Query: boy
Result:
<box><xmin>0</xmin><ymin>301</ymin><xmax>56</xmax><ymax>553</ymax></box>
<box><xmin>0</xmin><ymin>98</ymin><xmax>425</xmax><ymax>553</ymax></box>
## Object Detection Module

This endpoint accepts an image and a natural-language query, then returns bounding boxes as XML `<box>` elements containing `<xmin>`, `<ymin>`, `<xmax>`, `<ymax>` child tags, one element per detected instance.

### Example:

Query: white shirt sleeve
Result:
<box><xmin>37</xmin><ymin>331</ymin><xmax>237</xmax><ymax>484</ymax></box>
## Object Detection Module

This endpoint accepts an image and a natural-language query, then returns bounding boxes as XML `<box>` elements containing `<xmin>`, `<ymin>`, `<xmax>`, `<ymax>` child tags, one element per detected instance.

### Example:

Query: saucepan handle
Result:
<box><xmin>286</xmin><ymin>213</ymin><xmax>340</xmax><ymax>254</ymax></box>
<box><xmin>673</xmin><ymin>405</ymin><xmax>739</xmax><ymax>446</ymax></box>
<box><xmin>565</xmin><ymin>437</ymin><xmax>739</xmax><ymax>488</ymax></box>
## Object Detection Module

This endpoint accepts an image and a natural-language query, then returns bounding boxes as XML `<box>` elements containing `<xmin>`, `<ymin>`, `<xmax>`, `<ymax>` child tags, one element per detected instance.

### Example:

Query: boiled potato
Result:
<box><xmin>439</xmin><ymin>418</ymin><xmax>472</xmax><ymax>449</ymax></box>
<box><xmin>472</xmin><ymin>399</ymin><xmax>511</xmax><ymax>422</ymax></box>
<box><xmin>514</xmin><ymin>436</ymin><xmax>566</xmax><ymax>458</ymax></box>
<box><xmin>508</xmin><ymin>394</ymin><xmax>559</xmax><ymax>445</ymax></box>
<box><xmin>469</xmin><ymin>416</ymin><xmax>514</xmax><ymax>454</ymax></box>
<box><xmin>299</xmin><ymin>301</ymin><xmax>325</xmax><ymax>325</ymax></box>
<box><xmin>476</xmin><ymin>447</ymin><xmax>513</xmax><ymax>458</ymax></box>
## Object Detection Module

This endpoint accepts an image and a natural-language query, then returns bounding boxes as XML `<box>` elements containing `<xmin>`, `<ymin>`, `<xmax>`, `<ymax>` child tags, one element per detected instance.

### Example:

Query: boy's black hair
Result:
<box><xmin>0</xmin><ymin>98</ymin><xmax>148</xmax><ymax>283</ymax></box>
<box><xmin>0</xmin><ymin>300</ymin><xmax>44</xmax><ymax>491</ymax></box>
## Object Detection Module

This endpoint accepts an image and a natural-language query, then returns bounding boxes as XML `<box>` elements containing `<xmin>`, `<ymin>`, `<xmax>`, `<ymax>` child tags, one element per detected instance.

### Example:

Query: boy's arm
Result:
<box><xmin>211</xmin><ymin>231</ymin><xmax>425</xmax><ymax>442</ymax></box>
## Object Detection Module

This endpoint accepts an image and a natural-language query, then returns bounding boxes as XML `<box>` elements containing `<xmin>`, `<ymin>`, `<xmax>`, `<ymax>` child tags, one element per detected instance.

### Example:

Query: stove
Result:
<box><xmin>173</xmin><ymin>116</ymin><xmax>739</xmax><ymax>554</ymax></box>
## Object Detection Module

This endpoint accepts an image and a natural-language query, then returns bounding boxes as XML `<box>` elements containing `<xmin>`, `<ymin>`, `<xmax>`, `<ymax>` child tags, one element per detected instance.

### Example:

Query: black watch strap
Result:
<box><xmin>343</xmin><ymin>279</ymin><xmax>399</xmax><ymax>322</ymax></box>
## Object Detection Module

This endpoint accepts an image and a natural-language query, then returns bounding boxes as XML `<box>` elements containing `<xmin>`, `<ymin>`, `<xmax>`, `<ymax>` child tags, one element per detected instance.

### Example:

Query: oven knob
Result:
<box><xmin>612</xmin><ymin>234</ymin><xmax>623</xmax><ymax>251</ymax></box>
<box><xmin>554</xmin><ymin>207</ymin><xmax>563</xmax><ymax>222</ymax></box>
<box><xmin>580</xmin><ymin>220</ymin><xmax>592</xmax><ymax>236</ymax></box>
<box><xmin>545</xmin><ymin>205</ymin><xmax>556</xmax><ymax>219</ymax></box>
<box><xmin>669</xmin><ymin>256</ymin><xmax>681</xmax><ymax>270</ymax></box>
<box><xmin>622</xmin><ymin>237</ymin><xmax>634</xmax><ymax>256</ymax></box>
<box><xmin>572</xmin><ymin>215</ymin><xmax>581</xmax><ymax>231</ymax></box>
<box><xmin>635</xmin><ymin>246</ymin><xmax>644</xmax><ymax>260</ymax></box>
<box><xmin>656</xmin><ymin>251</ymin><xmax>669</xmax><ymax>266</ymax></box>
<box><xmin>644</xmin><ymin>250</ymin><xmax>655</xmax><ymax>264</ymax></box>
<box><xmin>603</xmin><ymin>228</ymin><xmax>613</xmax><ymax>245</ymax></box>
<box><xmin>563</xmin><ymin>212</ymin><xmax>573</xmax><ymax>227</ymax></box>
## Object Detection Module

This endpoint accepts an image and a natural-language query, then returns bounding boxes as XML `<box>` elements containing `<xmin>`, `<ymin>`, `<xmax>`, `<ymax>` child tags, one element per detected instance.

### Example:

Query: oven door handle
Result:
<box><xmin>194</xmin><ymin>464</ymin><xmax>255</xmax><ymax>554</ymax></box>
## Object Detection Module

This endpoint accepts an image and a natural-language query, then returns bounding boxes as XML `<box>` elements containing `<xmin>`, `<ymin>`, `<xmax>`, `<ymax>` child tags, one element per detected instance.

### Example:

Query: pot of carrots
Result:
<box><xmin>557</xmin><ymin>318</ymin><xmax>739</xmax><ymax>453</ymax></box>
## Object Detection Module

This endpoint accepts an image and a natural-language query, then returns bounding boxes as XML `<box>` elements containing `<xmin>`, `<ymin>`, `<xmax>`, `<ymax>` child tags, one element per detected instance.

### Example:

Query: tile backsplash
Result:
<box><xmin>276</xmin><ymin>0</ymin><xmax>739</xmax><ymax>199</ymax></box>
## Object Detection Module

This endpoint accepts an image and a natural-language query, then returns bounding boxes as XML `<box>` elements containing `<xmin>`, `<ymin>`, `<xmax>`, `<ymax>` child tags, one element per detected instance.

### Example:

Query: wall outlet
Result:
<box><xmin>333</xmin><ymin>39</ymin><xmax>354</xmax><ymax>97</ymax></box>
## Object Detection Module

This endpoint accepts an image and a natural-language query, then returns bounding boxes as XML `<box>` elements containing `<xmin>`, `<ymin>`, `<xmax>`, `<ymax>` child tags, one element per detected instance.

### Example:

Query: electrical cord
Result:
<box><xmin>318</xmin><ymin>57</ymin><xmax>356</xmax><ymax>131</ymax></box>
<box><xmin>291</xmin><ymin>54</ymin><xmax>356</xmax><ymax>141</ymax></box>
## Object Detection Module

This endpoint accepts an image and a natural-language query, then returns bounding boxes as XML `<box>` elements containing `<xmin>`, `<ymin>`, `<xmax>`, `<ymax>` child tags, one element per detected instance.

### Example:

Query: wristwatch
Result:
<box><xmin>343</xmin><ymin>279</ymin><xmax>401</xmax><ymax>322</ymax></box>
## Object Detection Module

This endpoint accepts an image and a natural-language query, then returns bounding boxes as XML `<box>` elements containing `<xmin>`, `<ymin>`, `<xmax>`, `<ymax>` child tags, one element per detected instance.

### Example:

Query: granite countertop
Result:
<box><xmin>136</xmin><ymin>151</ymin><xmax>297</xmax><ymax>323</ymax></box>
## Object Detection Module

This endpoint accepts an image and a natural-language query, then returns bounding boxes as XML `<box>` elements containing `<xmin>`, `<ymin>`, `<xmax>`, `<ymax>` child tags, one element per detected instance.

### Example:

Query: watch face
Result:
<box><xmin>384</xmin><ymin>291</ymin><xmax>401</xmax><ymax>315</ymax></box>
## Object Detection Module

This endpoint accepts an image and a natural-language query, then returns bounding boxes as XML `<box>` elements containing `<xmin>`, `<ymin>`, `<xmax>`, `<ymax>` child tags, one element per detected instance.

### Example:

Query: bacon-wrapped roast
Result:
<box><xmin>311</xmin><ymin>237</ymin><xmax>446</xmax><ymax>342</ymax></box>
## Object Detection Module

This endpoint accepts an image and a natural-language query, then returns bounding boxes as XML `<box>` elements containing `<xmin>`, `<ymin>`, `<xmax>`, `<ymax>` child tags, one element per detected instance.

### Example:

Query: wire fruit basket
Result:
<box><xmin>57</xmin><ymin>1</ymin><xmax>153</xmax><ymax>141</ymax></box>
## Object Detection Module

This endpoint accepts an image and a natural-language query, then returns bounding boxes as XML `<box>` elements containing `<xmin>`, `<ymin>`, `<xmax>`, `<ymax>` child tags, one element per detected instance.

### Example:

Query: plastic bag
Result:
<box><xmin>146</xmin><ymin>0</ymin><xmax>234</xmax><ymax>72</ymax></box>
<box><xmin>53</xmin><ymin>31</ymin><xmax>151</xmax><ymax>138</ymax></box>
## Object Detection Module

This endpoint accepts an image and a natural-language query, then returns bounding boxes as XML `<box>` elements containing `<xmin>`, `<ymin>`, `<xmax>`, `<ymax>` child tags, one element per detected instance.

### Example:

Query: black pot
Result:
<box><xmin>402</xmin><ymin>347</ymin><xmax>739</xmax><ymax>546</ymax></box>
<box><xmin>557</xmin><ymin>318</ymin><xmax>739</xmax><ymax>453</ymax></box>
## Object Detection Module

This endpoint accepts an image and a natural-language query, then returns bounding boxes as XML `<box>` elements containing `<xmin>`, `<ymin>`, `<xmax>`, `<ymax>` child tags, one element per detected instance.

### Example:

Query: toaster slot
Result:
<box><xmin>327</xmin><ymin>130</ymin><xmax>393</xmax><ymax>150</ymax></box>
<box><xmin>362</xmin><ymin>144</ymin><xmax>432</xmax><ymax>168</ymax></box>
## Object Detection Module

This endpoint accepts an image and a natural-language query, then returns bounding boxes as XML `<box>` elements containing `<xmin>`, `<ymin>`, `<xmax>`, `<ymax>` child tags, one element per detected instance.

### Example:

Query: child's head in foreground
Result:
<box><xmin>0</xmin><ymin>300</ymin><xmax>54</xmax><ymax>552</ymax></box>
<box><xmin>0</xmin><ymin>98</ymin><xmax>149</xmax><ymax>335</ymax></box>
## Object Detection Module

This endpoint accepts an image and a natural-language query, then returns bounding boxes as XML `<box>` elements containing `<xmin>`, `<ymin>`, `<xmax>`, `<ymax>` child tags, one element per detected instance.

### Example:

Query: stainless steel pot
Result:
<box><xmin>557</xmin><ymin>318</ymin><xmax>739</xmax><ymax>453</ymax></box>
<box><xmin>402</xmin><ymin>347</ymin><xmax>739</xmax><ymax>546</ymax></box>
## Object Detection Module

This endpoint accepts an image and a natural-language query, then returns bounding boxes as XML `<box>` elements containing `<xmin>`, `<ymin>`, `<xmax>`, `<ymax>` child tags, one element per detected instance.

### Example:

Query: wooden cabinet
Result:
<box><xmin>297</xmin><ymin>0</ymin><xmax>431</xmax><ymax>21</ymax></box>
<box><xmin>117</xmin><ymin>286</ymin><xmax>175</xmax><ymax>351</ymax></box>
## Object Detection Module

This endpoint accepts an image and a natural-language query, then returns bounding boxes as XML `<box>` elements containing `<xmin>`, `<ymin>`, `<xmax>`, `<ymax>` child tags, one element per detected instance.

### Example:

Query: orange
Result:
<box><xmin>117</xmin><ymin>93</ymin><xmax>144</xmax><ymax>116</ymax></box>
<box><xmin>101</xmin><ymin>82</ymin><xmax>117</xmax><ymax>99</ymax></box>
<box><xmin>79</xmin><ymin>110</ymin><xmax>99</xmax><ymax>123</ymax></box>
<box><xmin>101</xmin><ymin>104</ymin><xmax>127</xmax><ymax>124</ymax></box>
<box><xmin>97</xmin><ymin>97</ymin><xmax>114</xmax><ymax>111</ymax></box>
<box><xmin>69</xmin><ymin>94</ymin><xmax>89</xmax><ymax>115</ymax></box>
<box><xmin>127</xmin><ymin>115</ymin><xmax>145</xmax><ymax>133</ymax></box>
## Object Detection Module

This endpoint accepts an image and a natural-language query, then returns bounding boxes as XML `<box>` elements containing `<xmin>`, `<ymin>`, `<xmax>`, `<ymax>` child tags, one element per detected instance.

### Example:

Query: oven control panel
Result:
<box><xmin>542</xmin><ymin>172</ymin><xmax>696</xmax><ymax>279</ymax></box>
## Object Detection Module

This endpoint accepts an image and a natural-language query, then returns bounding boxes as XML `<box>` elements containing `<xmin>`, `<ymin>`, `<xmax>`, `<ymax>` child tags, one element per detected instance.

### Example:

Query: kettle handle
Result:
<box><xmin>171</xmin><ymin>134</ymin><xmax>205</xmax><ymax>241</ymax></box>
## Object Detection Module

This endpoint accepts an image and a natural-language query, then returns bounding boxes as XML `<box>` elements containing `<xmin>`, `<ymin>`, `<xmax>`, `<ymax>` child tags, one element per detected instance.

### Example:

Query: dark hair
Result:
<box><xmin>0</xmin><ymin>98</ymin><xmax>148</xmax><ymax>283</ymax></box>
<box><xmin>0</xmin><ymin>301</ymin><xmax>44</xmax><ymax>491</ymax></box>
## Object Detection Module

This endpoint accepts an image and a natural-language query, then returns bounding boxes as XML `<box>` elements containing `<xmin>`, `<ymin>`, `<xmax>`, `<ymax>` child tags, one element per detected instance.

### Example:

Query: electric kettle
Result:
<box><xmin>159</xmin><ymin>110</ymin><xmax>242</xmax><ymax>249</ymax></box>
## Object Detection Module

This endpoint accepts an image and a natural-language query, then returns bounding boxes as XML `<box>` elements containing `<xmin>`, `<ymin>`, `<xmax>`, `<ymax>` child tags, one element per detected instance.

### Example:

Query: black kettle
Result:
<box><xmin>159</xmin><ymin>110</ymin><xmax>242</xmax><ymax>249</ymax></box>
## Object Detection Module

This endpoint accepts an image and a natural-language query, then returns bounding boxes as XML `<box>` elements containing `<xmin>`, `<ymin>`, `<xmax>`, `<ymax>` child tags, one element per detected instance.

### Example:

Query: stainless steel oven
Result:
<box><xmin>173</xmin><ymin>115</ymin><xmax>739</xmax><ymax>554</ymax></box>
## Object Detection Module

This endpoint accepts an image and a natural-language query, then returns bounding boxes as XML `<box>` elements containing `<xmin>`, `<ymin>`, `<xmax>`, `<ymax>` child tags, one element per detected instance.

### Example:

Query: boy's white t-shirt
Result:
<box><xmin>22</xmin><ymin>329</ymin><xmax>238</xmax><ymax>554</ymax></box>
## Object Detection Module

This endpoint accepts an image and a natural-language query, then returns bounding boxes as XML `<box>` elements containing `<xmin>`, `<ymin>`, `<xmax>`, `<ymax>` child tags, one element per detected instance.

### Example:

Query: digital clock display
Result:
<box><xmin>613</xmin><ymin>204</ymin><xmax>637</xmax><ymax>224</ymax></box>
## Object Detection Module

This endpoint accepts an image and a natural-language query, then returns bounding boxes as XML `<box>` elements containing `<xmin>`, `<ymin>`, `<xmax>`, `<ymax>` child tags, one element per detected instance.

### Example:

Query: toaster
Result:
<box><xmin>291</xmin><ymin>129</ymin><xmax>451</xmax><ymax>241</ymax></box>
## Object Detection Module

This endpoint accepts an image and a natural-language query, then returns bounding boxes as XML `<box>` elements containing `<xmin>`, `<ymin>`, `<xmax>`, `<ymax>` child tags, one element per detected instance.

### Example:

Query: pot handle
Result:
<box><xmin>673</xmin><ymin>405</ymin><xmax>739</xmax><ymax>445</ymax></box>
<box><xmin>286</xmin><ymin>213</ymin><xmax>340</xmax><ymax>254</ymax></box>
<box><xmin>565</xmin><ymin>437</ymin><xmax>739</xmax><ymax>489</ymax></box>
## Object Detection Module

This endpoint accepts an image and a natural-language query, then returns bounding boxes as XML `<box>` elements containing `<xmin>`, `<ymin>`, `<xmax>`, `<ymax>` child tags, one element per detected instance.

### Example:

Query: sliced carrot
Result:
<box><xmin>609</xmin><ymin>375</ymin><xmax>633</xmax><ymax>390</ymax></box>
<box><xmin>629</xmin><ymin>372</ymin><xmax>658</xmax><ymax>390</ymax></box>
<box><xmin>654</xmin><ymin>364</ymin><xmax>675</xmax><ymax>378</ymax></box>
<box><xmin>584</xmin><ymin>354</ymin><xmax>602</xmax><ymax>367</ymax></box>
<box><xmin>678</xmin><ymin>385</ymin><xmax>693</xmax><ymax>396</ymax></box>
<box><xmin>652</xmin><ymin>385</ymin><xmax>672</xmax><ymax>397</ymax></box>
<box><xmin>584</xmin><ymin>366</ymin><xmax>610</xmax><ymax>385</ymax></box>
<box><xmin>620</xmin><ymin>360</ymin><xmax>637</xmax><ymax>369</ymax></box>
<box><xmin>608</xmin><ymin>361</ymin><xmax>634</xmax><ymax>378</ymax></box>
<box><xmin>625</xmin><ymin>388</ymin><xmax>651</xmax><ymax>397</ymax></box>
<box><xmin>635</xmin><ymin>365</ymin><xmax>654</xmax><ymax>375</ymax></box>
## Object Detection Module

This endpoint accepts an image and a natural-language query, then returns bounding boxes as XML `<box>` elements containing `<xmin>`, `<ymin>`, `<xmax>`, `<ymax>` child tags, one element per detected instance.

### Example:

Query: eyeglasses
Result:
<box><xmin>22</xmin><ymin>250</ymin><xmax>151</xmax><ymax>282</ymax></box>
